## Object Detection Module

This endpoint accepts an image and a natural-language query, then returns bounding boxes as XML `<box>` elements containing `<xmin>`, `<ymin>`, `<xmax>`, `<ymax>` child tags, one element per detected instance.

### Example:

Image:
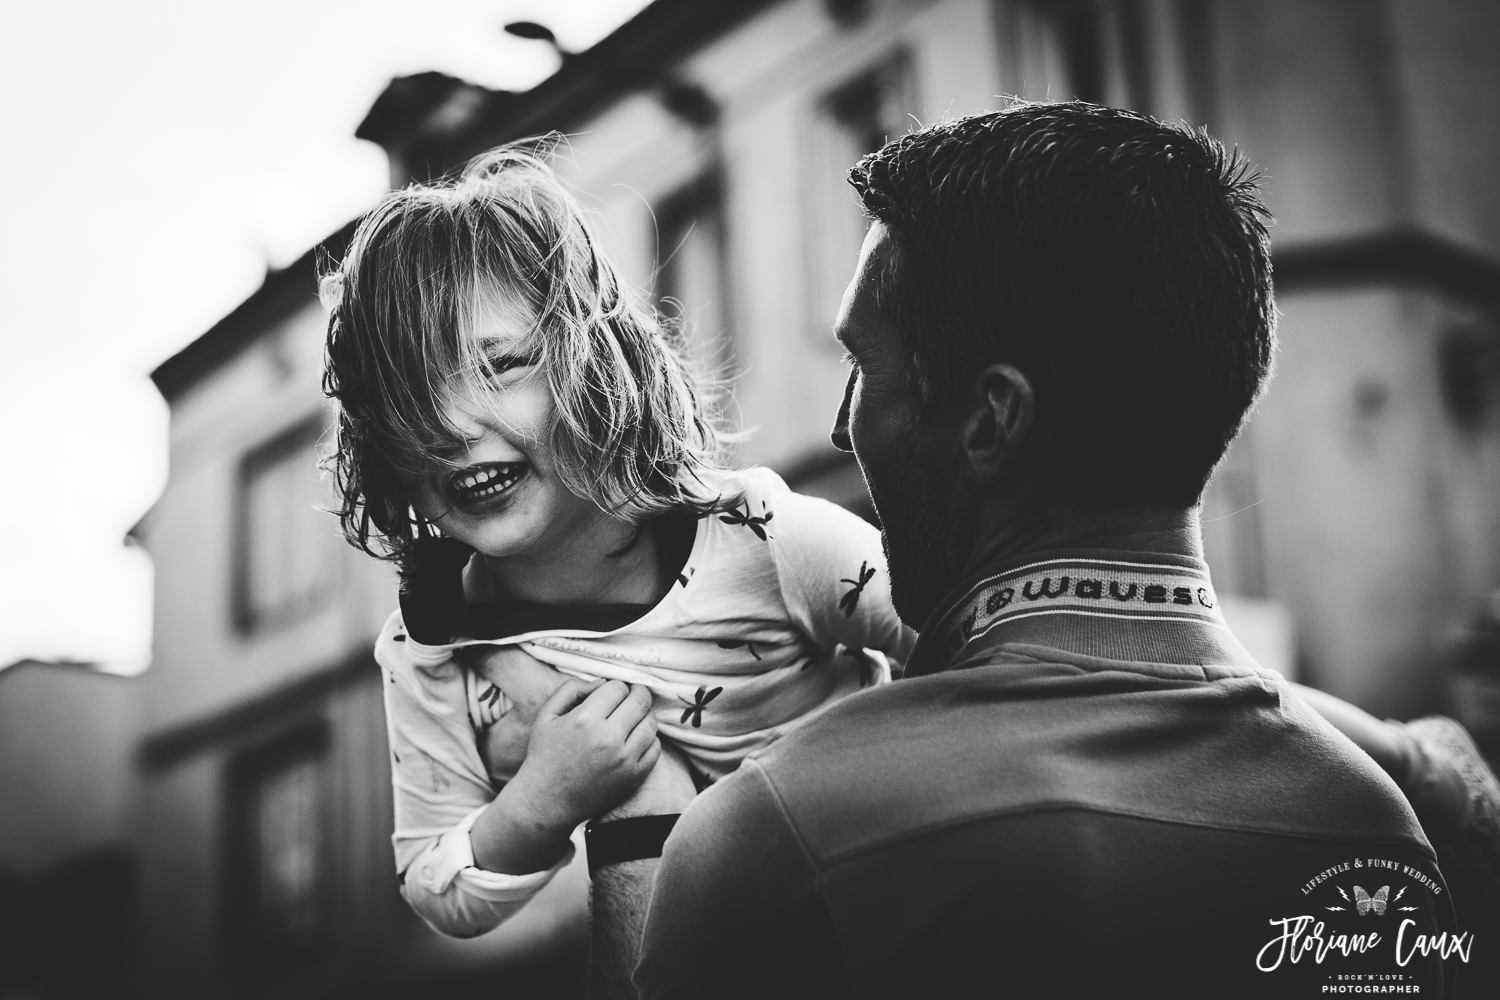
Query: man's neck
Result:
<box><xmin>956</xmin><ymin>497</ymin><xmax>1204</xmax><ymax>583</ymax></box>
<box><xmin>902</xmin><ymin>498</ymin><xmax>1217</xmax><ymax>677</ymax></box>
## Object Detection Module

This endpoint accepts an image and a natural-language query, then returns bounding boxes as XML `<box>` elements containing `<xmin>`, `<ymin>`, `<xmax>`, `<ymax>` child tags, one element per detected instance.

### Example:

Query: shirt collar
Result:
<box><xmin>906</xmin><ymin>548</ymin><xmax>1251</xmax><ymax>677</ymax></box>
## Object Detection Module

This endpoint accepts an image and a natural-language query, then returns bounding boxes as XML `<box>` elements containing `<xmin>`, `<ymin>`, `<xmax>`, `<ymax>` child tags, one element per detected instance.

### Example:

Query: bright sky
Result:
<box><xmin>0</xmin><ymin>0</ymin><xmax>652</xmax><ymax>675</ymax></box>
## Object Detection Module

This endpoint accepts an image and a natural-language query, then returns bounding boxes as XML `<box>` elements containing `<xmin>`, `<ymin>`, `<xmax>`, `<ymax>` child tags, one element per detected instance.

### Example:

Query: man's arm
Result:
<box><xmin>587</xmin><ymin>746</ymin><xmax>697</xmax><ymax>1000</ymax></box>
<box><xmin>1292</xmin><ymin>683</ymin><xmax>1409</xmax><ymax>773</ymax></box>
<box><xmin>1294</xmin><ymin>683</ymin><xmax>1500</xmax><ymax>900</ymax></box>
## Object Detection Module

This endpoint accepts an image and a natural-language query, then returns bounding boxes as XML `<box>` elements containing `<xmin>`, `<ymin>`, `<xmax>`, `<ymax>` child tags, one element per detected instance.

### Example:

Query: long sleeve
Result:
<box><xmin>765</xmin><ymin>486</ymin><xmax>917</xmax><ymax>669</ymax></box>
<box><xmin>375</xmin><ymin>611</ymin><xmax>567</xmax><ymax>937</ymax></box>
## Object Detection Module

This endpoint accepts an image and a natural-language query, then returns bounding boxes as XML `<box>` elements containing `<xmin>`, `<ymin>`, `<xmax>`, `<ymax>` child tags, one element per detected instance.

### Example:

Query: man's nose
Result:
<box><xmin>830</xmin><ymin>369</ymin><xmax>855</xmax><ymax>453</ymax></box>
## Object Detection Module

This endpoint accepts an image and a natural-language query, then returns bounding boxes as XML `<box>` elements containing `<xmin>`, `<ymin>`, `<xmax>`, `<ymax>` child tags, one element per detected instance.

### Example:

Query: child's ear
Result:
<box><xmin>958</xmin><ymin>364</ymin><xmax>1035</xmax><ymax>485</ymax></box>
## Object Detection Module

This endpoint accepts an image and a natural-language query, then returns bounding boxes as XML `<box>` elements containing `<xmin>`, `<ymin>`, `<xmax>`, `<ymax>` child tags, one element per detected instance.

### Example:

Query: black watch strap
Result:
<box><xmin>585</xmin><ymin>815</ymin><xmax>681</xmax><ymax>876</ymax></box>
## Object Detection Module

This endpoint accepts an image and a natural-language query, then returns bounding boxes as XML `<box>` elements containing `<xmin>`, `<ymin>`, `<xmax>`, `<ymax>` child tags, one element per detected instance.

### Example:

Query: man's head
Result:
<box><xmin>831</xmin><ymin>103</ymin><xmax>1275</xmax><ymax>627</ymax></box>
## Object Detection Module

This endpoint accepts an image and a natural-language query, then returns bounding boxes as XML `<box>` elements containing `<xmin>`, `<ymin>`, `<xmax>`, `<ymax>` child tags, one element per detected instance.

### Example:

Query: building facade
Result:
<box><xmin>0</xmin><ymin>662</ymin><xmax>142</xmax><ymax>997</ymax></box>
<box><xmin>131</xmin><ymin>0</ymin><xmax>1500</xmax><ymax>995</ymax></box>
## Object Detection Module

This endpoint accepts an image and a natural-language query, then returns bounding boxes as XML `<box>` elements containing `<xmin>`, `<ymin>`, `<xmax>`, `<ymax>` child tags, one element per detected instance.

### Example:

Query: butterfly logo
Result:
<box><xmin>1353</xmin><ymin>885</ymin><xmax>1390</xmax><ymax>916</ymax></box>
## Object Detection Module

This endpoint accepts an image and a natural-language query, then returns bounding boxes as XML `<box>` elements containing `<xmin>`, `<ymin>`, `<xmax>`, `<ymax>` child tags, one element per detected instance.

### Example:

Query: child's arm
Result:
<box><xmin>380</xmin><ymin>633</ymin><xmax>546</xmax><ymax>938</ymax></box>
<box><xmin>765</xmin><ymin>487</ymin><xmax>918</xmax><ymax>671</ymax></box>
<box><xmin>378</xmin><ymin>618</ymin><xmax>656</xmax><ymax>938</ymax></box>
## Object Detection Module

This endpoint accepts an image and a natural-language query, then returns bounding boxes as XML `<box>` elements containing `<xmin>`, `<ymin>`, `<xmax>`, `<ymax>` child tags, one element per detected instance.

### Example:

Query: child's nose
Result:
<box><xmin>439</xmin><ymin>396</ymin><xmax>489</xmax><ymax>445</ymax></box>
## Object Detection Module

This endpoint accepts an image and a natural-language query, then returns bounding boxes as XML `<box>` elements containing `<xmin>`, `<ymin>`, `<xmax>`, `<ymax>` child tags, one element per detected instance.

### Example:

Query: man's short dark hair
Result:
<box><xmin>849</xmin><ymin>102</ymin><xmax>1274</xmax><ymax>507</ymax></box>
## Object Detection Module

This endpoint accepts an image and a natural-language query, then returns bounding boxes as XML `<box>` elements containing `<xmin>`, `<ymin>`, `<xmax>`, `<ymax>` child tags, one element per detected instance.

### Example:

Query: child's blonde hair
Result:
<box><xmin>321</xmin><ymin>141</ymin><xmax>735</xmax><ymax>568</ymax></box>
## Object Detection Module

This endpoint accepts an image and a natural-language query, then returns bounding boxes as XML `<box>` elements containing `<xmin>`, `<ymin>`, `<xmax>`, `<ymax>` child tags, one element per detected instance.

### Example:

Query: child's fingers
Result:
<box><xmin>623</xmin><ymin>712</ymin><xmax>660</xmax><ymax>763</ymax></box>
<box><xmin>607</xmin><ymin>682</ymin><xmax>655</xmax><ymax>727</ymax></box>
<box><xmin>573</xmin><ymin>679</ymin><xmax>632</xmax><ymax>720</ymax></box>
<box><xmin>534</xmin><ymin>677</ymin><xmax>599</xmax><ymax>723</ymax></box>
<box><xmin>636</xmin><ymin>736</ymin><xmax>662</xmax><ymax>774</ymax></box>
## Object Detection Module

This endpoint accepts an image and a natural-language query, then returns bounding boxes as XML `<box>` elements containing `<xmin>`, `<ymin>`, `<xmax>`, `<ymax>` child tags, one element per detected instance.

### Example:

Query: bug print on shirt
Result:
<box><xmin>839</xmin><ymin>561</ymin><xmax>877</xmax><ymax>617</ymax></box>
<box><xmin>718</xmin><ymin>501</ymin><xmax>774</xmax><ymax>540</ymax></box>
<box><xmin>716</xmin><ymin>639</ymin><xmax>761</xmax><ymax>661</ymax></box>
<box><xmin>418</xmin><ymin>748</ymin><xmax>452</xmax><ymax>793</ymax></box>
<box><xmin>679</xmin><ymin>686</ymin><xmax>723</xmax><ymax>728</ymax></box>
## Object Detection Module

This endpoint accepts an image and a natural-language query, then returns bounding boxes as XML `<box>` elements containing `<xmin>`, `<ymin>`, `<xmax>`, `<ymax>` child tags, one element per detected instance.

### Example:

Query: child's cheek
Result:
<box><xmin>501</xmin><ymin>379</ymin><xmax>557</xmax><ymax>449</ymax></box>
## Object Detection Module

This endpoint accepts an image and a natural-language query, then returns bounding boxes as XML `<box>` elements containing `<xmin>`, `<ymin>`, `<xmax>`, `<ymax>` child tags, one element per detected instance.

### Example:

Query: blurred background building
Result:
<box><xmin>4</xmin><ymin>0</ymin><xmax>1498</xmax><ymax>996</ymax></box>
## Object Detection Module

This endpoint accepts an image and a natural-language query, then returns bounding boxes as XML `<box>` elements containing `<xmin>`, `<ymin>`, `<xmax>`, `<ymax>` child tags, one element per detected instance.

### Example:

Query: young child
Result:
<box><xmin>321</xmin><ymin>147</ymin><xmax>915</xmax><ymax>938</ymax></box>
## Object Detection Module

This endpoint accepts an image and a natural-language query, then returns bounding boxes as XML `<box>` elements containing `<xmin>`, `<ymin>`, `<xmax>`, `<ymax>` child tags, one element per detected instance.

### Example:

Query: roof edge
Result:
<box><xmin>150</xmin><ymin>0</ymin><xmax>781</xmax><ymax>404</ymax></box>
<box><xmin>150</xmin><ymin>218</ymin><xmax>358</xmax><ymax>402</ymax></box>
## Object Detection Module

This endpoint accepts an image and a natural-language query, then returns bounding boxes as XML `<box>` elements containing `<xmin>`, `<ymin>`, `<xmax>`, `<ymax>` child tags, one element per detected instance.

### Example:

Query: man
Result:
<box><xmin>589</xmin><ymin>104</ymin><xmax>1480</xmax><ymax>996</ymax></box>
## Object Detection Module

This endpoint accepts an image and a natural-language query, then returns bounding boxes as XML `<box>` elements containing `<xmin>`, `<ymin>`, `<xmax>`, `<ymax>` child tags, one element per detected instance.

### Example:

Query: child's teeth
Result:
<box><xmin>454</xmin><ymin>464</ymin><xmax>523</xmax><ymax>497</ymax></box>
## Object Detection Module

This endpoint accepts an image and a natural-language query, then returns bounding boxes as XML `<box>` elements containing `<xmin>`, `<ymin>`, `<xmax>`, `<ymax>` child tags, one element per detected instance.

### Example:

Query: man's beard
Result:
<box><xmin>862</xmin><ymin>419</ymin><xmax>969</xmax><ymax>631</ymax></box>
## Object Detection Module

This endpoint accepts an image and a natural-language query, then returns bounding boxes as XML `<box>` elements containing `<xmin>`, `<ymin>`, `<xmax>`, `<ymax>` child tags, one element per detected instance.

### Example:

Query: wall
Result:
<box><xmin>0</xmin><ymin>662</ymin><xmax>143</xmax><ymax>996</ymax></box>
<box><xmin>0</xmin><ymin>663</ymin><xmax>141</xmax><ymax>872</ymax></box>
<box><xmin>1206</xmin><ymin>0</ymin><xmax>1500</xmax><ymax>713</ymax></box>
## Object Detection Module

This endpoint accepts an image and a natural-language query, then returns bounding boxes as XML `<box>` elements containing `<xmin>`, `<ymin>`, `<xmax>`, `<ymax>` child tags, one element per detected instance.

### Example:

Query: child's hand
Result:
<box><xmin>472</xmin><ymin>678</ymin><xmax>660</xmax><ymax>876</ymax></box>
<box><xmin>456</xmin><ymin>645</ymin><xmax>569</xmax><ymax>782</ymax></box>
<box><xmin>510</xmin><ymin>679</ymin><xmax>661</xmax><ymax>833</ymax></box>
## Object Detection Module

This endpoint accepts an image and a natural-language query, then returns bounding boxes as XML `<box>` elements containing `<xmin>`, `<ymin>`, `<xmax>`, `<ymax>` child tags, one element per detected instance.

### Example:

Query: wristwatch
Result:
<box><xmin>585</xmin><ymin>814</ymin><xmax>681</xmax><ymax>876</ymax></box>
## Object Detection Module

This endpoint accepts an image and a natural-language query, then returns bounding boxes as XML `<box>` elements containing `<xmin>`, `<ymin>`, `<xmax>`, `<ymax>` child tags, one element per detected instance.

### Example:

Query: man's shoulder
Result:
<box><xmin>666</xmin><ymin>756</ymin><xmax>801</xmax><ymax>857</ymax></box>
<box><xmin>644</xmin><ymin>652</ymin><xmax>1445</xmax><ymax>999</ymax></box>
<box><xmin>738</xmin><ymin>654</ymin><xmax>1430</xmax><ymax>866</ymax></box>
<box><xmin>646</xmin><ymin>758</ymin><xmax>822</xmax><ymax>950</ymax></box>
<box><xmin>640</xmin><ymin>756</ymin><xmax>850</xmax><ymax>999</ymax></box>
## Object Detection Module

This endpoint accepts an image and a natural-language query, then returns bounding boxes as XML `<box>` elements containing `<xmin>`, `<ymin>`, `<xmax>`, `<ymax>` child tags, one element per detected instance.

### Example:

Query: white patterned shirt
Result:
<box><xmin>375</xmin><ymin>468</ymin><xmax>916</xmax><ymax>937</ymax></box>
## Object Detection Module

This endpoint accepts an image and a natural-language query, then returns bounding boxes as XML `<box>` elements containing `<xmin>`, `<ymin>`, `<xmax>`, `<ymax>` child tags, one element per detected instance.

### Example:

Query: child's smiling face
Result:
<box><xmin>407</xmin><ymin>293</ymin><xmax>602</xmax><ymax>560</ymax></box>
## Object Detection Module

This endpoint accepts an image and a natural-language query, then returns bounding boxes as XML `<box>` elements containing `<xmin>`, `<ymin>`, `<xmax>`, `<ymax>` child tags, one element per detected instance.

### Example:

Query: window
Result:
<box><xmin>236</xmin><ymin>415</ymin><xmax>342</xmax><ymax>633</ymax></box>
<box><xmin>655</xmin><ymin>171</ymin><xmax>731</xmax><ymax>371</ymax></box>
<box><xmin>804</xmin><ymin>52</ymin><xmax>917</xmax><ymax>343</ymax></box>
<box><xmin>223</xmin><ymin>723</ymin><xmax>332</xmax><ymax>970</ymax></box>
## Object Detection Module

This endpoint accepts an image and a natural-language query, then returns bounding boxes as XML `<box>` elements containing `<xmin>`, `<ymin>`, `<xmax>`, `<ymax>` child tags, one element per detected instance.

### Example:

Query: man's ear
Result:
<box><xmin>959</xmin><ymin>364</ymin><xmax>1034</xmax><ymax>484</ymax></box>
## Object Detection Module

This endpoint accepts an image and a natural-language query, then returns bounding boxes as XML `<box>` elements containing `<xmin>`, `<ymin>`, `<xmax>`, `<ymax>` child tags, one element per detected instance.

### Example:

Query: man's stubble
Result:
<box><xmin>865</xmin><ymin>412</ymin><xmax>971</xmax><ymax>632</ymax></box>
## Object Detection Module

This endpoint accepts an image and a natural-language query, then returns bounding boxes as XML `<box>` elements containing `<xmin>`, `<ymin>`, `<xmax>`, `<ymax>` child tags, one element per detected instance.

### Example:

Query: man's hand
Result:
<box><xmin>471</xmin><ymin>678</ymin><xmax>659</xmax><ymax>876</ymax></box>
